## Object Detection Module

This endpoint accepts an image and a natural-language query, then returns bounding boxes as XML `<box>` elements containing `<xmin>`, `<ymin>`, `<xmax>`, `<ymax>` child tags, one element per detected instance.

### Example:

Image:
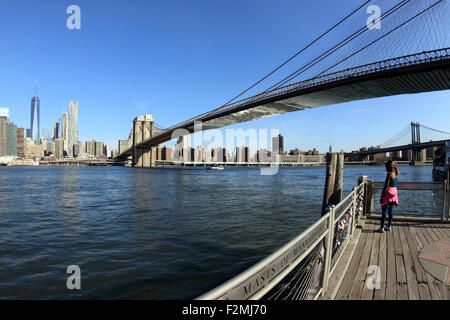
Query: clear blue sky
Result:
<box><xmin>0</xmin><ymin>0</ymin><xmax>449</xmax><ymax>153</ymax></box>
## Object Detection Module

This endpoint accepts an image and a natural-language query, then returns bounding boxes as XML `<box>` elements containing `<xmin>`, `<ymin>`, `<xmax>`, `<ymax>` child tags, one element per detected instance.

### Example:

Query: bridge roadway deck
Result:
<box><xmin>334</xmin><ymin>218</ymin><xmax>450</xmax><ymax>300</ymax></box>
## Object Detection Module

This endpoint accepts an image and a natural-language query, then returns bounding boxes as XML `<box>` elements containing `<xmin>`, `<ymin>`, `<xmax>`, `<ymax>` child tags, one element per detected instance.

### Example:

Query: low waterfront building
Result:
<box><xmin>302</xmin><ymin>148</ymin><xmax>319</xmax><ymax>156</ymax></box>
<box><xmin>25</xmin><ymin>142</ymin><xmax>44</xmax><ymax>159</ymax></box>
<box><xmin>278</xmin><ymin>154</ymin><xmax>325</xmax><ymax>163</ymax></box>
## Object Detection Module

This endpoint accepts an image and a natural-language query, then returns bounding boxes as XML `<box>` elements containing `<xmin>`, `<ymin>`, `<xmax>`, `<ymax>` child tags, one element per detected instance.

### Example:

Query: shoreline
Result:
<box><xmin>0</xmin><ymin>161</ymin><xmax>433</xmax><ymax>168</ymax></box>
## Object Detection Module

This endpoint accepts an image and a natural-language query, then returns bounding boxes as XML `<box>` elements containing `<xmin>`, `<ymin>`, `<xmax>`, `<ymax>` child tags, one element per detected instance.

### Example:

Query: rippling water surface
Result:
<box><xmin>0</xmin><ymin>165</ymin><xmax>439</xmax><ymax>299</ymax></box>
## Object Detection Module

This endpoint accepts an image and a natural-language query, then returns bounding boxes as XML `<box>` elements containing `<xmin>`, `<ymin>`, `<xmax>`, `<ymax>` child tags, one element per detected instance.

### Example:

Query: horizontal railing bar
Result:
<box><xmin>333</xmin><ymin>191</ymin><xmax>354</xmax><ymax>217</ymax></box>
<box><xmin>335</xmin><ymin>205</ymin><xmax>352</xmax><ymax>223</ymax></box>
<box><xmin>372</xmin><ymin>181</ymin><xmax>444</xmax><ymax>190</ymax></box>
<box><xmin>330</xmin><ymin>234</ymin><xmax>352</xmax><ymax>277</ymax></box>
<box><xmin>250</xmin><ymin>231</ymin><xmax>328</xmax><ymax>300</ymax></box>
<box><xmin>196</xmin><ymin>212</ymin><xmax>331</xmax><ymax>300</ymax></box>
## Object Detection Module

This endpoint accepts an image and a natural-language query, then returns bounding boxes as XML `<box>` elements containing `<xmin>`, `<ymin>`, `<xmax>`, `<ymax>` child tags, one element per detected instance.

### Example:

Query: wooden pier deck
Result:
<box><xmin>334</xmin><ymin>218</ymin><xmax>450</xmax><ymax>300</ymax></box>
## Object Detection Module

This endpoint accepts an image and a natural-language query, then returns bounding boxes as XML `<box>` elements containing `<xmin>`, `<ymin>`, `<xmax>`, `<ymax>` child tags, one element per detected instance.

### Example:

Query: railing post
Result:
<box><xmin>358</xmin><ymin>176</ymin><xmax>369</xmax><ymax>216</ymax></box>
<box><xmin>366</xmin><ymin>180</ymin><xmax>374</xmax><ymax>216</ymax></box>
<box><xmin>447</xmin><ymin>171</ymin><xmax>450</xmax><ymax>221</ymax></box>
<box><xmin>321</xmin><ymin>208</ymin><xmax>335</xmax><ymax>296</ymax></box>
<box><xmin>442</xmin><ymin>180</ymin><xmax>447</xmax><ymax>222</ymax></box>
<box><xmin>351</xmin><ymin>187</ymin><xmax>357</xmax><ymax>236</ymax></box>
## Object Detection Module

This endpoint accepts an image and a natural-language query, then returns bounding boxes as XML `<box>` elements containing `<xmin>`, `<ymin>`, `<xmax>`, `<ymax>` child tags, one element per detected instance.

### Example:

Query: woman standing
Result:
<box><xmin>377</xmin><ymin>160</ymin><xmax>399</xmax><ymax>233</ymax></box>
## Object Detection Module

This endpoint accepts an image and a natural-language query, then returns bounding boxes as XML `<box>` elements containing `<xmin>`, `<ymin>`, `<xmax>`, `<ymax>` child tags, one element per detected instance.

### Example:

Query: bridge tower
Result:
<box><xmin>132</xmin><ymin>114</ymin><xmax>157</xmax><ymax>167</ymax></box>
<box><xmin>410</xmin><ymin>122</ymin><xmax>422</xmax><ymax>164</ymax></box>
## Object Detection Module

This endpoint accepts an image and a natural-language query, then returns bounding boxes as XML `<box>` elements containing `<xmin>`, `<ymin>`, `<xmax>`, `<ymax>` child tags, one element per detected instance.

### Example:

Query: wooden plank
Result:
<box><xmin>398</xmin><ymin>223</ymin><xmax>420</xmax><ymax>300</ymax></box>
<box><xmin>373</xmin><ymin>225</ymin><xmax>387</xmax><ymax>300</ymax></box>
<box><xmin>427</xmin><ymin>224</ymin><xmax>445</xmax><ymax>241</ymax></box>
<box><xmin>418</xmin><ymin>223</ymin><xmax>433</xmax><ymax>245</ymax></box>
<box><xmin>404</xmin><ymin>223</ymin><xmax>431</xmax><ymax>300</ymax></box>
<box><xmin>436</xmin><ymin>224</ymin><xmax>450</xmax><ymax>237</ymax></box>
<box><xmin>432</xmin><ymin>224</ymin><xmax>450</xmax><ymax>239</ymax></box>
<box><xmin>334</xmin><ymin>223</ymin><xmax>369</xmax><ymax>300</ymax></box>
<box><xmin>393</xmin><ymin>223</ymin><xmax>408</xmax><ymax>300</ymax></box>
<box><xmin>348</xmin><ymin>221</ymin><xmax>376</xmax><ymax>300</ymax></box>
<box><xmin>385</xmin><ymin>221</ymin><xmax>397</xmax><ymax>300</ymax></box>
<box><xmin>408</xmin><ymin>222</ymin><xmax>424</xmax><ymax>249</ymax></box>
<box><xmin>423</xmin><ymin>225</ymin><xmax>439</xmax><ymax>242</ymax></box>
<box><xmin>361</xmin><ymin>221</ymin><xmax>381</xmax><ymax>300</ymax></box>
<box><xmin>425</xmin><ymin>272</ymin><xmax>444</xmax><ymax>300</ymax></box>
<box><xmin>435</xmin><ymin>281</ymin><xmax>450</xmax><ymax>300</ymax></box>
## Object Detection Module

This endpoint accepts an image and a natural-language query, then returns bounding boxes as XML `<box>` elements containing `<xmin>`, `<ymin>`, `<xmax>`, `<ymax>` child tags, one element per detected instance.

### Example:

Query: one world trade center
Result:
<box><xmin>30</xmin><ymin>95</ymin><xmax>40</xmax><ymax>143</ymax></box>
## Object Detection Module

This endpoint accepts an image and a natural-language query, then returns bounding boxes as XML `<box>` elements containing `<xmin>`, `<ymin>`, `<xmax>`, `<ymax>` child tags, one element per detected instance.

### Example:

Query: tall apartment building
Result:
<box><xmin>6</xmin><ymin>122</ymin><xmax>18</xmax><ymax>156</ymax></box>
<box><xmin>68</xmin><ymin>101</ymin><xmax>78</xmax><ymax>157</ymax></box>
<box><xmin>0</xmin><ymin>116</ymin><xmax>7</xmax><ymax>156</ymax></box>
<box><xmin>73</xmin><ymin>142</ymin><xmax>82</xmax><ymax>158</ymax></box>
<box><xmin>95</xmin><ymin>141</ymin><xmax>106</xmax><ymax>158</ymax></box>
<box><xmin>0</xmin><ymin>115</ymin><xmax>21</xmax><ymax>157</ymax></box>
<box><xmin>272</xmin><ymin>134</ymin><xmax>284</xmax><ymax>155</ymax></box>
<box><xmin>85</xmin><ymin>140</ymin><xmax>107</xmax><ymax>158</ymax></box>
<box><xmin>162</xmin><ymin>146</ymin><xmax>173</xmax><ymax>161</ymax></box>
<box><xmin>54</xmin><ymin>138</ymin><xmax>65</xmax><ymax>159</ymax></box>
<box><xmin>17</xmin><ymin>128</ymin><xmax>25</xmax><ymax>158</ymax></box>
<box><xmin>54</xmin><ymin>122</ymin><xmax>59</xmax><ymax>140</ymax></box>
<box><xmin>61</xmin><ymin>112</ymin><xmax>68</xmax><ymax>153</ymax></box>
<box><xmin>236</xmin><ymin>146</ymin><xmax>245</xmax><ymax>162</ymax></box>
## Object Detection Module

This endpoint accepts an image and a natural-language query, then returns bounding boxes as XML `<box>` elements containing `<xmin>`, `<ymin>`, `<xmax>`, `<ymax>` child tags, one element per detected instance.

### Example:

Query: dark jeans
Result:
<box><xmin>381</xmin><ymin>203</ymin><xmax>394</xmax><ymax>228</ymax></box>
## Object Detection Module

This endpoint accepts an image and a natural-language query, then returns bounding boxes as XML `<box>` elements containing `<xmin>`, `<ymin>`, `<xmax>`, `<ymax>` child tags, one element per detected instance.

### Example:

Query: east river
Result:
<box><xmin>0</xmin><ymin>165</ymin><xmax>440</xmax><ymax>299</ymax></box>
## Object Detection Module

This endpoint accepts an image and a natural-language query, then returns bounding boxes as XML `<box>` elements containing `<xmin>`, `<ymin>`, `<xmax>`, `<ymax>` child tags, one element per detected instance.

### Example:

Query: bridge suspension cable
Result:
<box><xmin>420</xmin><ymin>124</ymin><xmax>450</xmax><ymax>136</ymax></box>
<box><xmin>219</xmin><ymin>0</ymin><xmax>372</xmax><ymax>107</ymax></box>
<box><xmin>269</xmin><ymin>0</ymin><xmax>444</xmax><ymax>91</ymax></box>
<box><xmin>311</xmin><ymin>0</ymin><xmax>443</xmax><ymax>80</ymax></box>
<box><xmin>379</xmin><ymin>125</ymin><xmax>411</xmax><ymax>148</ymax></box>
<box><xmin>265</xmin><ymin>0</ymin><xmax>413</xmax><ymax>91</ymax></box>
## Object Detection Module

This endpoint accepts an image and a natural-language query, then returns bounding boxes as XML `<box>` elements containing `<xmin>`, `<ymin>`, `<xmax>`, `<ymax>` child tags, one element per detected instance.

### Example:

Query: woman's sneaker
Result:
<box><xmin>384</xmin><ymin>226</ymin><xmax>391</xmax><ymax>231</ymax></box>
<box><xmin>376</xmin><ymin>227</ymin><xmax>384</xmax><ymax>233</ymax></box>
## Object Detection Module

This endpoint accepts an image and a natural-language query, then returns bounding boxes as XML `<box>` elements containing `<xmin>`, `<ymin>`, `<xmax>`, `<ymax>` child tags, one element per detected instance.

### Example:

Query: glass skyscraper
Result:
<box><xmin>30</xmin><ymin>96</ymin><xmax>40</xmax><ymax>143</ymax></box>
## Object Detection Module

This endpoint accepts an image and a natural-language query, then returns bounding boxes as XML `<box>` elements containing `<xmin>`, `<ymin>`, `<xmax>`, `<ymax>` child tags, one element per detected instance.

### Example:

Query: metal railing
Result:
<box><xmin>370</xmin><ymin>180</ymin><xmax>449</xmax><ymax>221</ymax></box>
<box><xmin>197</xmin><ymin>180</ymin><xmax>367</xmax><ymax>300</ymax></box>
